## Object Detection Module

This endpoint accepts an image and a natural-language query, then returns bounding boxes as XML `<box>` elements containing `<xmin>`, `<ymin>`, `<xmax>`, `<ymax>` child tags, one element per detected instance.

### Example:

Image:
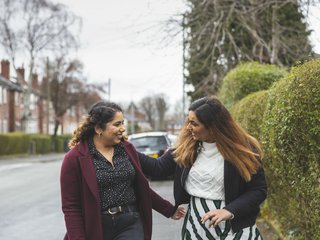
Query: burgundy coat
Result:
<box><xmin>60</xmin><ymin>140</ymin><xmax>175</xmax><ymax>240</ymax></box>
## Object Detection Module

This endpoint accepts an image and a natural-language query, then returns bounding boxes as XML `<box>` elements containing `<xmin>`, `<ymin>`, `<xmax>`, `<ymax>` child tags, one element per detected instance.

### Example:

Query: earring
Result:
<box><xmin>197</xmin><ymin>142</ymin><xmax>203</xmax><ymax>153</ymax></box>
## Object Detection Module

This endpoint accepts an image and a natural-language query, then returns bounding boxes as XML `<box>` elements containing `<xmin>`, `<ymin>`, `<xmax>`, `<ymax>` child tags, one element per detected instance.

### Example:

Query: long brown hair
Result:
<box><xmin>68</xmin><ymin>101</ymin><xmax>123</xmax><ymax>148</ymax></box>
<box><xmin>173</xmin><ymin>96</ymin><xmax>262</xmax><ymax>182</ymax></box>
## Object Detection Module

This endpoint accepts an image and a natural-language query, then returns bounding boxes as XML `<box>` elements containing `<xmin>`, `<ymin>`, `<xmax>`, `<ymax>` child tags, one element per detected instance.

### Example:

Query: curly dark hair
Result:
<box><xmin>68</xmin><ymin>101</ymin><xmax>123</xmax><ymax>148</ymax></box>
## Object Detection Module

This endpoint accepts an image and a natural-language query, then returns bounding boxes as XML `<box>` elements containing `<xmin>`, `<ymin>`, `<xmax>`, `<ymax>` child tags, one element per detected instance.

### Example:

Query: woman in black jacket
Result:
<box><xmin>138</xmin><ymin>96</ymin><xmax>267</xmax><ymax>239</ymax></box>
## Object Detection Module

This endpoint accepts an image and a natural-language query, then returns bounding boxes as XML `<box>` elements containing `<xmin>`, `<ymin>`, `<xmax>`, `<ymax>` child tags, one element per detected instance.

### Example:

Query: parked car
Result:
<box><xmin>167</xmin><ymin>134</ymin><xmax>177</xmax><ymax>147</ymax></box>
<box><xmin>128</xmin><ymin>131</ymin><xmax>173</xmax><ymax>158</ymax></box>
<box><xmin>128</xmin><ymin>131</ymin><xmax>176</xmax><ymax>180</ymax></box>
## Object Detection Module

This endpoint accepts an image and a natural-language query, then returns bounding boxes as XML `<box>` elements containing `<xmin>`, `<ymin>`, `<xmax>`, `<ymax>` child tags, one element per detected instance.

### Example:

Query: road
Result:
<box><xmin>0</xmin><ymin>154</ymin><xmax>184</xmax><ymax>240</ymax></box>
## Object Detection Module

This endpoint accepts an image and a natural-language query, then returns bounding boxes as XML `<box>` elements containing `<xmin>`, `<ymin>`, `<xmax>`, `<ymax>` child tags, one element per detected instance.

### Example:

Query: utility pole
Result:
<box><xmin>46</xmin><ymin>57</ymin><xmax>50</xmax><ymax>134</ymax></box>
<box><xmin>130</xmin><ymin>101</ymin><xmax>135</xmax><ymax>134</ymax></box>
<box><xmin>107</xmin><ymin>78</ymin><xmax>111</xmax><ymax>101</ymax></box>
<box><xmin>182</xmin><ymin>14</ymin><xmax>187</xmax><ymax>120</ymax></box>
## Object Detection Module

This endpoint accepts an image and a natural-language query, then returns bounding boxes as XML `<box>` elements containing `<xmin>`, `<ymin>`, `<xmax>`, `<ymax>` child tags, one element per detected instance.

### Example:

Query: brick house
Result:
<box><xmin>0</xmin><ymin>59</ymin><xmax>86</xmax><ymax>134</ymax></box>
<box><xmin>0</xmin><ymin>60</ymin><xmax>23</xmax><ymax>133</ymax></box>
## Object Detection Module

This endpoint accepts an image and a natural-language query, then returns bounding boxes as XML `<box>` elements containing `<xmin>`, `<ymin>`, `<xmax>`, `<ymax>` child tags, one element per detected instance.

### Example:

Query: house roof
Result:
<box><xmin>0</xmin><ymin>75</ymin><xmax>23</xmax><ymax>92</ymax></box>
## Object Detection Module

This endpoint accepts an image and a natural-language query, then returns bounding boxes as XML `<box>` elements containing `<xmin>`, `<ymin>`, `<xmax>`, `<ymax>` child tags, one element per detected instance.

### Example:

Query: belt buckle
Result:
<box><xmin>108</xmin><ymin>206</ymin><xmax>122</xmax><ymax>215</ymax></box>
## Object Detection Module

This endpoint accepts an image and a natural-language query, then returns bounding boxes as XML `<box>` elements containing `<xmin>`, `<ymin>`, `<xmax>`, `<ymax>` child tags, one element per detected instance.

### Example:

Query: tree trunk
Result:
<box><xmin>271</xmin><ymin>2</ymin><xmax>280</xmax><ymax>64</ymax></box>
<box><xmin>53</xmin><ymin>117</ymin><xmax>60</xmax><ymax>136</ymax></box>
<box><xmin>21</xmin><ymin>59</ymin><xmax>34</xmax><ymax>132</ymax></box>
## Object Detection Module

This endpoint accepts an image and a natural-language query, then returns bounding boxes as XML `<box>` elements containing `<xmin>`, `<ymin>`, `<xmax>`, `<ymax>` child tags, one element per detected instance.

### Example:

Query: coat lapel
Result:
<box><xmin>77</xmin><ymin>142</ymin><xmax>100</xmax><ymax>202</ymax></box>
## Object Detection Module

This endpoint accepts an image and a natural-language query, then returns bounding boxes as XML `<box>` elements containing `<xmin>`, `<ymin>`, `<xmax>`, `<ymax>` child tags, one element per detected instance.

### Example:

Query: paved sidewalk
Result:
<box><xmin>0</xmin><ymin>153</ymin><xmax>65</xmax><ymax>165</ymax></box>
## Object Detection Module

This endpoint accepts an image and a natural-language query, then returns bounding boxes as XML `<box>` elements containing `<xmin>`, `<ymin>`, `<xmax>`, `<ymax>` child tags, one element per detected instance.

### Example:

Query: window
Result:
<box><xmin>0</xmin><ymin>88</ymin><xmax>7</xmax><ymax>104</ymax></box>
<box><xmin>15</xmin><ymin>92</ymin><xmax>21</xmax><ymax>105</ymax></box>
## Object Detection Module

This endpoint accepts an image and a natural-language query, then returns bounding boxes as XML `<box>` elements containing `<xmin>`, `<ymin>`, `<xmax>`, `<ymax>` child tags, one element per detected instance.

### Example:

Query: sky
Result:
<box><xmin>55</xmin><ymin>0</ymin><xmax>319</xmax><ymax>107</ymax></box>
<box><xmin>2</xmin><ymin>1</ymin><xmax>320</xmax><ymax>108</ymax></box>
<box><xmin>54</xmin><ymin>0</ymin><xmax>187</xmax><ymax>107</ymax></box>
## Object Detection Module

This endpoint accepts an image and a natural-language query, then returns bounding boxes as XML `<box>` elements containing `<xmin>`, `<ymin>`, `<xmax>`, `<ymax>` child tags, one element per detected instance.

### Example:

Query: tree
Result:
<box><xmin>0</xmin><ymin>0</ymin><xmax>81</xmax><ymax>131</ymax></box>
<box><xmin>184</xmin><ymin>0</ymin><xmax>315</xmax><ymax>100</ymax></box>
<box><xmin>42</xmin><ymin>57</ymin><xmax>103</xmax><ymax>135</ymax></box>
<box><xmin>139</xmin><ymin>96</ymin><xmax>156</xmax><ymax>130</ymax></box>
<box><xmin>154</xmin><ymin>94</ymin><xmax>169</xmax><ymax>130</ymax></box>
<box><xmin>139</xmin><ymin>94</ymin><xmax>169</xmax><ymax>131</ymax></box>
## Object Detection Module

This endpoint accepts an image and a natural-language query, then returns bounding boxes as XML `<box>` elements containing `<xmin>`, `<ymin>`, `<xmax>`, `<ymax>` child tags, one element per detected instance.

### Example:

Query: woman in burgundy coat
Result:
<box><xmin>60</xmin><ymin>101</ymin><xmax>184</xmax><ymax>240</ymax></box>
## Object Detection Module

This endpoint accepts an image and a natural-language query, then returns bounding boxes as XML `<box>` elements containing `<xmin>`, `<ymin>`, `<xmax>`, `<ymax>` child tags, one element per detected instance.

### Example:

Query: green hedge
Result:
<box><xmin>52</xmin><ymin>134</ymin><xmax>71</xmax><ymax>152</ymax></box>
<box><xmin>0</xmin><ymin>133</ymin><xmax>71</xmax><ymax>156</ymax></box>
<box><xmin>219</xmin><ymin>62</ymin><xmax>287</xmax><ymax>109</ymax></box>
<box><xmin>262</xmin><ymin>59</ymin><xmax>320</xmax><ymax>239</ymax></box>
<box><xmin>28</xmin><ymin>134</ymin><xmax>52</xmax><ymax>154</ymax></box>
<box><xmin>231</xmin><ymin>90</ymin><xmax>268</xmax><ymax>142</ymax></box>
<box><xmin>0</xmin><ymin>132</ymin><xmax>31</xmax><ymax>155</ymax></box>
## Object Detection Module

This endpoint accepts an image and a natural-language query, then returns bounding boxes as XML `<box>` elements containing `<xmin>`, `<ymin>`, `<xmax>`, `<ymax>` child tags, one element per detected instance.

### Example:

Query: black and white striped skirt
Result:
<box><xmin>181</xmin><ymin>196</ymin><xmax>262</xmax><ymax>240</ymax></box>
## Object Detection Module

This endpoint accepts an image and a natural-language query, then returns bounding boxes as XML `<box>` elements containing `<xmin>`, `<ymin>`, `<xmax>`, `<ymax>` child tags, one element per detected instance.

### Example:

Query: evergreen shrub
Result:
<box><xmin>52</xmin><ymin>134</ymin><xmax>71</xmax><ymax>152</ymax></box>
<box><xmin>262</xmin><ymin>59</ymin><xmax>320</xmax><ymax>239</ymax></box>
<box><xmin>0</xmin><ymin>132</ymin><xmax>30</xmax><ymax>155</ymax></box>
<box><xmin>28</xmin><ymin>134</ymin><xmax>52</xmax><ymax>154</ymax></box>
<box><xmin>231</xmin><ymin>90</ymin><xmax>268</xmax><ymax>141</ymax></box>
<box><xmin>219</xmin><ymin>62</ymin><xmax>287</xmax><ymax>108</ymax></box>
<box><xmin>0</xmin><ymin>133</ymin><xmax>72</xmax><ymax>156</ymax></box>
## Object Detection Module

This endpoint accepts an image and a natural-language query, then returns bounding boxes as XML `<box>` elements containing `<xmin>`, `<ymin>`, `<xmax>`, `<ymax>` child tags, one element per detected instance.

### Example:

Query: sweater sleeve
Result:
<box><xmin>60</xmin><ymin>152</ymin><xmax>86</xmax><ymax>239</ymax></box>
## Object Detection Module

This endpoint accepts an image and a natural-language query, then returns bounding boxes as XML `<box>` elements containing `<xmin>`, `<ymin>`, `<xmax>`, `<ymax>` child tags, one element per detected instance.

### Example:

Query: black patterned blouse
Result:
<box><xmin>88</xmin><ymin>139</ymin><xmax>137</xmax><ymax>211</ymax></box>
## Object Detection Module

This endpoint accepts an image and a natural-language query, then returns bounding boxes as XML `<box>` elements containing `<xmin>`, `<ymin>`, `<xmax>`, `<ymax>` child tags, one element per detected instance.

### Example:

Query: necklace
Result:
<box><xmin>97</xmin><ymin>146</ymin><xmax>115</xmax><ymax>166</ymax></box>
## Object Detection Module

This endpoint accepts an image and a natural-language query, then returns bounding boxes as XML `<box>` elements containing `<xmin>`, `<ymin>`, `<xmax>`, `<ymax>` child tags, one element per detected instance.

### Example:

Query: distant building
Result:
<box><xmin>124</xmin><ymin>102</ymin><xmax>151</xmax><ymax>134</ymax></box>
<box><xmin>0</xmin><ymin>60</ymin><xmax>23</xmax><ymax>133</ymax></box>
<box><xmin>0</xmin><ymin>59</ymin><xmax>88</xmax><ymax>134</ymax></box>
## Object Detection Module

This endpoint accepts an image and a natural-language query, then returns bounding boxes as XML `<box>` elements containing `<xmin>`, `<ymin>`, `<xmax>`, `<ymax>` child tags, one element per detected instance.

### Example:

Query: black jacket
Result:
<box><xmin>138</xmin><ymin>149</ymin><xmax>267</xmax><ymax>232</ymax></box>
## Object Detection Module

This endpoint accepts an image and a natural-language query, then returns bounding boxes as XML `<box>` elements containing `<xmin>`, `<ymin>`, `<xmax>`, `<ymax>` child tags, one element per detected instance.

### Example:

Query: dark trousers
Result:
<box><xmin>101</xmin><ymin>210</ymin><xmax>144</xmax><ymax>240</ymax></box>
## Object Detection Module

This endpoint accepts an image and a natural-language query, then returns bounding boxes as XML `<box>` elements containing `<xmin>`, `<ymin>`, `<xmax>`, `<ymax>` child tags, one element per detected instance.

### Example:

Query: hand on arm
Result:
<box><xmin>171</xmin><ymin>206</ymin><xmax>186</xmax><ymax>220</ymax></box>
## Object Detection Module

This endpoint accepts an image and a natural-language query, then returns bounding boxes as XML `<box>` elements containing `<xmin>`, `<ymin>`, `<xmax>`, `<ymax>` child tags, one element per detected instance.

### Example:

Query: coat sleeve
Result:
<box><xmin>138</xmin><ymin>149</ymin><xmax>176</xmax><ymax>177</ymax></box>
<box><xmin>149</xmin><ymin>187</ymin><xmax>176</xmax><ymax>218</ymax></box>
<box><xmin>224</xmin><ymin>166</ymin><xmax>267</xmax><ymax>219</ymax></box>
<box><xmin>125</xmin><ymin>141</ymin><xmax>177</xmax><ymax>218</ymax></box>
<box><xmin>60</xmin><ymin>152</ymin><xmax>86</xmax><ymax>240</ymax></box>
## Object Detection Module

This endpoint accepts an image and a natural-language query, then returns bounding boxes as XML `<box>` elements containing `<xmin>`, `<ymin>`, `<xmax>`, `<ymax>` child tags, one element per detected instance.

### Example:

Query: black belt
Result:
<box><xmin>102</xmin><ymin>204</ymin><xmax>138</xmax><ymax>215</ymax></box>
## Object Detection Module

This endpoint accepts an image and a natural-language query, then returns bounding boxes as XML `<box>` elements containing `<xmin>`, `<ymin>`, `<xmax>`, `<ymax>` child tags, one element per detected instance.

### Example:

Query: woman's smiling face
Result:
<box><xmin>98</xmin><ymin>111</ymin><xmax>126</xmax><ymax>145</ymax></box>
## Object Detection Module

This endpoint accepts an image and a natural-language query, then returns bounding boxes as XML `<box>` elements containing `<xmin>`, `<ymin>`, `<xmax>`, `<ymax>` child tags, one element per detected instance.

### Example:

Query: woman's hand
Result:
<box><xmin>171</xmin><ymin>206</ymin><xmax>186</xmax><ymax>220</ymax></box>
<box><xmin>201</xmin><ymin>209</ymin><xmax>233</xmax><ymax>228</ymax></box>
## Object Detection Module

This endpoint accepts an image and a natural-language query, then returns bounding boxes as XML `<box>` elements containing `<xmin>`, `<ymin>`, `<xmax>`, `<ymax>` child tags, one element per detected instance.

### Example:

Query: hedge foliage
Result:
<box><xmin>231</xmin><ymin>90</ymin><xmax>268</xmax><ymax>142</ymax></box>
<box><xmin>52</xmin><ymin>134</ymin><xmax>71</xmax><ymax>152</ymax></box>
<box><xmin>262</xmin><ymin>59</ymin><xmax>320</xmax><ymax>239</ymax></box>
<box><xmin>0</xmin><ymin>132</ymin><xmax>30</xmax><ymax>155</ymax></box>
<box><xmin>0</xmin><ymin>133</ymin><xmax>71</xmax><ymax>156</ymax></box>
<box><xmin>28</xmin><ymin>134</ymin><xmax>52</xmax><ymax>154</ymax></box>
<box><xmin>219</xmin><ymin>62</ymin><xmax>287</xmax><ymax>108</ymax></box>
<box><xmin>228</xmin><ymin>59</ymin><xmax>320</xmax><ymax>238</ymax></box>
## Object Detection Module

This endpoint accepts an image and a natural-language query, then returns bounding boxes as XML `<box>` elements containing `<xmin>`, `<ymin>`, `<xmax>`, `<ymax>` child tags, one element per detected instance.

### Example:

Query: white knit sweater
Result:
<box><xmin>185</xmin><ymin>142</ymin><xmax>225</xmax><ymax>200</ymax></box>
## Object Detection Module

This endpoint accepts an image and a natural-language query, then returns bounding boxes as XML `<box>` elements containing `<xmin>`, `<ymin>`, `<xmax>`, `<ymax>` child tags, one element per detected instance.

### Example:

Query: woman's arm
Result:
<box><xmin>60</xmin><ymin>153</ymin><xmax>86</xmax><ymax>239</ymax></box>
<box><xmin>224</xmin><ymin>166</ymin><xmax>267</xmax><ymax>219</ymax></box>
<box><xmin>138</xmin><ymin>149</ymin><xmax>177</xmax><ymax>177</ymax></box>
<box><xmin>149</xmin><ymin>187</ymin><xmax>185</xmax><ymax>219</ymax></box>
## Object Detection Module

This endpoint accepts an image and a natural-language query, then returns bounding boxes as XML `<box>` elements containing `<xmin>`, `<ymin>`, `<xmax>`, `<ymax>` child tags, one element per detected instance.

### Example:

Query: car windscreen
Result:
<box><xmin>130</xmin><ymin>136</ymin><xmax>168</xmax><ymax>151</ymax></box>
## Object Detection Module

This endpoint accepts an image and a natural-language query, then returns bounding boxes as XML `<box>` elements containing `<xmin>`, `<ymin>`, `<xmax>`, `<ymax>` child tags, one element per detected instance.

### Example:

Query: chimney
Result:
<box><xmin>32</xmin><ymin>73</ymin><xmax>39</xmax><ymax>89</ymax></box>
<box><xmin>1</xmin><ymin>60</ymin><xmax>10</xmax><ymax>79</ymax></box>
<box><xmin>17</xmin><ymin>67</ymin><xmax>25</xmax><ymax>83</ymax></box>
